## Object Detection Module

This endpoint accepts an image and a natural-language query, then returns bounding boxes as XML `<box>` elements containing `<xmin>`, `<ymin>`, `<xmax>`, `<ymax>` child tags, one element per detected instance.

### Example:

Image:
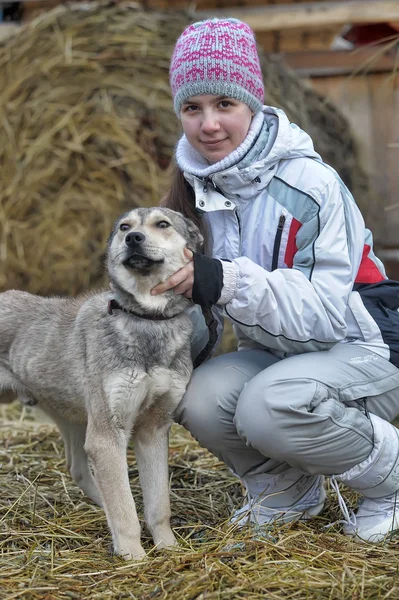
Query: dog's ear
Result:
<box><xmin>182</xmin><ymin>216</ymin><xmax>204</xmax><ymax>254</ymax></box>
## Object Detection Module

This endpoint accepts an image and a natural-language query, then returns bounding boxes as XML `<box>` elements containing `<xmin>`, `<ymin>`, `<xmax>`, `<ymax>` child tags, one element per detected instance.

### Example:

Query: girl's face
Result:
<box><xmin>180</xmin><ymin>95</ymin><xmax>254</xmax><ymax>164</ymax></box>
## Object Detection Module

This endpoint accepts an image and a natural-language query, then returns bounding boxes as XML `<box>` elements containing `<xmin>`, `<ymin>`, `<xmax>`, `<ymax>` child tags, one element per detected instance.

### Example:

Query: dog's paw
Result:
<box><xmin>153</xmin><ymin>529</ymin><xmax>178</xmax><ymax>550</ymax></box>
<box><xmin>158</xmin><ymin>541</ymin><xmax>180</xmax><ymax>554</ymax></box>
<box><xmin>114</xmin><ymin>545</ymin><xmax>146</xmax><ymax>561</ymax></box>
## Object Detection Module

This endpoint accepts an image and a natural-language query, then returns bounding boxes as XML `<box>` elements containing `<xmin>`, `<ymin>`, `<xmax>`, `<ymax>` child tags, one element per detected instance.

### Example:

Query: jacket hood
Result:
<box><xmin>257</xmin><ymin>106</ymin><xmax>322</xmax><ymax>167</ymax></box>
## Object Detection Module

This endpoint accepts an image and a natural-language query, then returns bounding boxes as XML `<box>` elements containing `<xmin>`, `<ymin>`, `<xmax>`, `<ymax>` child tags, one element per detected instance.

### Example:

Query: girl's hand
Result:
<box><xmin>151</xmin><ymin>248</ymin><xmax>194</xmax><ymax>298</ymax></box>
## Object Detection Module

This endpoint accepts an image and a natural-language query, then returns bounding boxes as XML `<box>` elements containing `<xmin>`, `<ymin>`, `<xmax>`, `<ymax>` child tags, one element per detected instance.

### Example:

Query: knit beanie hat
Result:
<box><xmin>170</xmin><ymin>18</ymin><xmax>264</xmax><ymax>116</ymax></box>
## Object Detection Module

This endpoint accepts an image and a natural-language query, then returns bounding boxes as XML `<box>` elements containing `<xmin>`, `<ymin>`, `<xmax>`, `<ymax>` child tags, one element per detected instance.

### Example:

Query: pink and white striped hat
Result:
<box><xmin>169</xmin><ymin>18</ymin><xmax>264</xmax><ymax>116</ymax></box>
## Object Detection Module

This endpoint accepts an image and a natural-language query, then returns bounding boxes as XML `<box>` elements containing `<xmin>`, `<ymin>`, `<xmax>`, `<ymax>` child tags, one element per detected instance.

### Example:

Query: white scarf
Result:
<box><xmin>175</xmin><ymin>110</ymin><xmax>266</xmax><ymax>178</ymax></box>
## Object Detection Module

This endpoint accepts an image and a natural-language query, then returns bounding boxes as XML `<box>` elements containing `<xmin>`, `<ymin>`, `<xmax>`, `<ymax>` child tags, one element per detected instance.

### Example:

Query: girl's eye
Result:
<box><xmin>120</xmin><ymin>223</ymin><xmax>130</xmax><ymax>231</ymax></box>
<box><xmin>157</xmin><ymin>220</ymin><xmax>171</xmax><ymax>229</ymax></box>
<box><xmin>184</xmin><ymin>105</ymin><xmax>198</xmax><ymax>112</ymax></box>
<box><xmin>220</xmin><ymin>100</ymin><xmax>232</xmax><ymax>108</ymax></box>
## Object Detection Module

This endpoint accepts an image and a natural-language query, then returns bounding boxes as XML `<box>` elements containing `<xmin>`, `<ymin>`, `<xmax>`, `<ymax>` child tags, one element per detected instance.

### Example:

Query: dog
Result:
<box><xmin>0</xmin><ymin>207</ymin><xmax>203</xmax><ymax>560</ymax></box>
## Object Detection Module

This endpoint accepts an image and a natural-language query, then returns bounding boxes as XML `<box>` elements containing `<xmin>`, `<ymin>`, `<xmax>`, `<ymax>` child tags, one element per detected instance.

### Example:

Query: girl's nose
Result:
<box><xmin>201</xmin><ymin>111</ymin><xmax>220</xmax><ymax>133</ymax></box>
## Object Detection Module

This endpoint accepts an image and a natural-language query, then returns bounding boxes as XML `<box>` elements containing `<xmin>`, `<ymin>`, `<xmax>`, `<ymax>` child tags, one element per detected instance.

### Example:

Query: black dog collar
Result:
<box><xmin>107</xmin><ymin>298</ymin><xmax>178</xmax><ymax>321</ymax></box>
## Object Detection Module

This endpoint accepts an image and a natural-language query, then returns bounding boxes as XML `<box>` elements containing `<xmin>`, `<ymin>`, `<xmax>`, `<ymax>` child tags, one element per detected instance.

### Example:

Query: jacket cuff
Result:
<box><xmin>218</xmin><ymin>260</ymin><xmax>239</xmax><ymax>305</ymax></box>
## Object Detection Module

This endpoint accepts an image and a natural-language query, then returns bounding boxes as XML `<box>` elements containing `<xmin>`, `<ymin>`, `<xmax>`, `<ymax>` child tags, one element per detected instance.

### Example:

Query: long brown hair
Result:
<box><xmin>160</xmin><ymin>164</ymin><xmax>209</xmax><ymax>248</ymax></box>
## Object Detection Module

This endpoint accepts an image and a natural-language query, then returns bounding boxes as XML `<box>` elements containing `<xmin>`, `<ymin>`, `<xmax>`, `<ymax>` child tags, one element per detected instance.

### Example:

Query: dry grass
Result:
<box><xmin>1</xmin><ymin>403</ymin><xmax>398</xmax><ymax>600</ymax></box>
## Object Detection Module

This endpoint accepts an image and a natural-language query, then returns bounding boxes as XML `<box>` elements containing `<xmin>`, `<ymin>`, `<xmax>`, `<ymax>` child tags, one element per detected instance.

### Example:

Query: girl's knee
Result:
<box><xmin>175</xmin><ymin>354</ymin><xmax>259</xmax><ymax>430</ymax></box>
<box><xmin>233</xmin><ymin>396</ymin><xmax>279</xmax><ymax>455</ymax></box>
<box><xmin>174</xmin><ymin>385</ymin><xmax>215</xmax><ymax>432</ymax></box>
<box><xmin>233</xmin><ymin>374</ymin><xmax>321</xmax><ymax>461</ymax></box>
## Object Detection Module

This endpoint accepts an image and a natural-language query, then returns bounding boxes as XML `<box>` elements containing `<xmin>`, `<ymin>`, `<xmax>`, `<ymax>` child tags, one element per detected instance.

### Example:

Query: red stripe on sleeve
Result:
<box><xmin>284</xmin><ymin>218</ymin><xmax>302</xmax><ymax>268</ymax></box>
<box><xmin>355</xmin><ymin>244</ymin><xmax>386</xmax><ymax>284</ymax></box>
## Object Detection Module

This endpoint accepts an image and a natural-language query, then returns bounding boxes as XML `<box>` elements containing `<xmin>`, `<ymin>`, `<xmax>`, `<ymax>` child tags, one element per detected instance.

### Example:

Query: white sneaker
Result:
<box><xmin>231</xmin><ymin>474</ymin><xmax>326</xmax><ymax>527</ymax></box>
<box><xmin>333</xmin><ymin>414</ymin><xmax>399</xmax><ymax>543</ymax></box>
<box><xmin>344</xmin><ymin>492</ymin><xmax>399</xmax><ymax>543</ymax></box>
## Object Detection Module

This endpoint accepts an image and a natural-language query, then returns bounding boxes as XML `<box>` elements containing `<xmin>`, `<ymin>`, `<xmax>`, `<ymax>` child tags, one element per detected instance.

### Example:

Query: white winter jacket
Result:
<box><xmin>178</xmin><ymin>107</ymin><xmax>399</xmax><ymax>366</ymax></box>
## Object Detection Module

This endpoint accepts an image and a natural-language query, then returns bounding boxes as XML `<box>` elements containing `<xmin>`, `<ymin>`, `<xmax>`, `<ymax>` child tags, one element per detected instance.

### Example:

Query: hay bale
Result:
<box><xmin>0</xmin><ymin>2</ymin><xmax>374</xmax><ymax>296</ymax></box>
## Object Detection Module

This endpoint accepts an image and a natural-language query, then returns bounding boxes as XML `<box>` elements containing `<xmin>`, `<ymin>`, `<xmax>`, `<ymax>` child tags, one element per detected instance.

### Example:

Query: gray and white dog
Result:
<box><xmin>0</xmin><ymin>207</ymin><xmax>203</xmax><ymax>560</ymax></box>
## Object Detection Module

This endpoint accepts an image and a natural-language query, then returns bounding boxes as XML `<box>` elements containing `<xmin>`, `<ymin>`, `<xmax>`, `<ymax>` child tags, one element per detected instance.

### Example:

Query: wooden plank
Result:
<box><xmin>144</xmin><ymin>0</ymin><xmax>331</xmax><ymax>8</ymax></box>
<box><xmin>275</xmin><ymin>49</ymin><xmax>399</xmax><ymax>77</ymax></box>
<box><xmin>196</xmin><ymin>1</ymin><xmax>399</xmax><ymax>32</ymax></box>
<box><xmin>257</xmin><ymin>26</ymin><xmax>340</xmax><ymax>52</ymax></box>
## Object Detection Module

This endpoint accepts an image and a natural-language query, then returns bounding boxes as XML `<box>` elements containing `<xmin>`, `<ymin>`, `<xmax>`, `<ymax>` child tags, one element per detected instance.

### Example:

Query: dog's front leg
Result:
<box><xmin>85</xmin><ymin>420</ymin><xmax>145</xmax><ymax>560</ymax></box>
<box><xmin>134</xmin><ymin>420</ymin><xmax>177</xmax><ymax>549</ymax></box>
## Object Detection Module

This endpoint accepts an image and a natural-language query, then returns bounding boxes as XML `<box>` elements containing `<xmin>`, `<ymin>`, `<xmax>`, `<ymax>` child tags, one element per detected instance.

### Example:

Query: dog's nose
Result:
<box><xmin>125</xmin><ymin>231</ymin><xmax>145</xmax><ymax>247</ymax></box>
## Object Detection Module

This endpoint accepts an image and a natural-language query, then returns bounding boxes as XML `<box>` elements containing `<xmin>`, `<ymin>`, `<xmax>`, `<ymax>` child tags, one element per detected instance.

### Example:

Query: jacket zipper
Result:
<box><xmin>235</xmin><ymin>207</ymin><xmax>242</xmax><ymax>255</ymax></box>
<box><xmin>271</xmin><ymin>214</ymin><xmax>286</xmax><ymax>271</ymax></box>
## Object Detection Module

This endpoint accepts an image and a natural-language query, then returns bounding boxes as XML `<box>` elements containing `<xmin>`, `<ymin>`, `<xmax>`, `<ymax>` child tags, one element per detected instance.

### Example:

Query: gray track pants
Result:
<box><xmin>175</xmin><ymin>344</ymin><xmax>399</xmax><ymax>478</ymax></box>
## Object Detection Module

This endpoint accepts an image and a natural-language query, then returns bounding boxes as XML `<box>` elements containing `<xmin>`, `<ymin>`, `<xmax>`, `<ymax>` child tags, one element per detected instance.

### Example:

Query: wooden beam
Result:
<box><xmin>274</xmin><ymin>48</ymin><xmax>399</xmax><ymax>77</ymax></box>
<box><xmin>196</xmin><ymin>1</ymin><xmax>399</xmax><ymax>32</ymax></box>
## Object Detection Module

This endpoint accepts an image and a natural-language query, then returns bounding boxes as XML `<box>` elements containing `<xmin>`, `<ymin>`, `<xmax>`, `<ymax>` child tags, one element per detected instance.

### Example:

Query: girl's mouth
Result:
<box><xmin>201</xmin><ymin>139</ymin><xmax>226</xmax><ymax>146</ymax></box>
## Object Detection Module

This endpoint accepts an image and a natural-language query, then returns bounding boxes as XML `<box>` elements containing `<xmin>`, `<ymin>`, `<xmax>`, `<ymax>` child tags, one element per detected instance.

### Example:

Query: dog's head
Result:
<box><xmin>107</xmin><ymin>207</ymin><xmax>203</xmax><ymax>306</ymax></box>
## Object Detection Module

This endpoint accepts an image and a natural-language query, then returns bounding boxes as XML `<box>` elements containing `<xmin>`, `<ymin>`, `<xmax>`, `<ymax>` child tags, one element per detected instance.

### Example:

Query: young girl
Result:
<box><xmin>152</xmin><ymin>17</ymin><xmax>399</xmax><ymax>542</ymax></box>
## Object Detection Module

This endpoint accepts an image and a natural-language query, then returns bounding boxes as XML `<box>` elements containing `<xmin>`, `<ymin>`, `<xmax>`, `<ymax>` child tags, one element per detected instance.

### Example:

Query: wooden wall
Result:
<box><xmin>311</xmin><ymin>72</ymin><xmax>398</xmax><ymax>247</ymax></box>
<box><xmin>280</xmin><ymin>48</ymin><xmax>398</xmax><ymax>255</ymax></box>
<box><xmin>309</xmin><ymin>68</ymin><xmax>399</xmax><ymax>279</ymax></box>
<box><xmin>312</xmin><ymin>73</ymin><xmax>398</xmax><ymax>230</ymax></box>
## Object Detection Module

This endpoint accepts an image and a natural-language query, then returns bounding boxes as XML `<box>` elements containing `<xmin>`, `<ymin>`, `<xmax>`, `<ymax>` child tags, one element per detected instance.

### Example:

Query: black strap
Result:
<box><xmin>193</xmin><ymin>306</ymin><xmax>219</xmax><ymax>369</ymax></box>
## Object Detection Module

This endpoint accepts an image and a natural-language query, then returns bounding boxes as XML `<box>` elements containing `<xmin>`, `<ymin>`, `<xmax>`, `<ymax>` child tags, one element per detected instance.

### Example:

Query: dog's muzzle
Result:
<box><xmin>122</xmin><ymin>231</ymin><xmax>164</xmax><ymax>271</ymax></box>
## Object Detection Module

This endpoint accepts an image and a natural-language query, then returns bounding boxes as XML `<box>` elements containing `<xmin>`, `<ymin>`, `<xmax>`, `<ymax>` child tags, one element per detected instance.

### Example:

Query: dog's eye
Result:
<box><xmin>156</xmin><ymin>221</ymin><xmax>171</xmax><ymax>229</ymax></box>
<box><xmin>119</xmin><ymin>223</ymin><xmax>130</xmax><ymax>232</ymax></box>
